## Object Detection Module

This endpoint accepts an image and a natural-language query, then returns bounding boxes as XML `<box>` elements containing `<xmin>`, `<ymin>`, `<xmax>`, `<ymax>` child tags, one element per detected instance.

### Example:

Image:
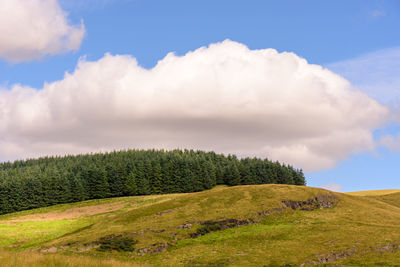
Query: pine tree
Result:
<box><xmin>87</xmin><ymin>167</ymin><xmax>110</xmax><ymax>199</ymax></box>
<box><xmin>0</xmin><ymin>149</ymin><xmax>306</xmax><ymax>215</ymax></box>
<box><xmin>150</xmin><ymin>161</ymin><xmax>163</xmax><ymax>194</ymax></box>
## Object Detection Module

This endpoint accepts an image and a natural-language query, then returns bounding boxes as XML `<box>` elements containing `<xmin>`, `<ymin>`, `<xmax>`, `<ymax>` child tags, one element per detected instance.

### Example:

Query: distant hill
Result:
<box><xmin>0</xmin><ymin>149</ymin><xmax>305</xmax><ymax>215</ymax></box>
<box><xmin>346</xmin><ymin>189</ymin><xmax>400</xmax><ymax>196</ymax></box>
<box><xmin>1</xmin><ymin>184</ymin><xmax>400</xmax><ymax>266</ymax></box>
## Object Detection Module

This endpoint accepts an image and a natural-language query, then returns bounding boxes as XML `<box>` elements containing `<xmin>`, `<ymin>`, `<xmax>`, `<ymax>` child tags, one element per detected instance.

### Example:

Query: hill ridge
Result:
<box><xmin>2</xmin><ymin>184</ymin><xmax>400</xmax><ymax>265</ymax></box>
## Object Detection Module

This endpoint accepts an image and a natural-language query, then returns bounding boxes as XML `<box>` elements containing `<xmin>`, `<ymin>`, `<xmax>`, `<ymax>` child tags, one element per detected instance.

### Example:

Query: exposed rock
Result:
<box><xmin>179</xmin><ymin>223</ymin><xmax>193</xmax><ymax>229</ymax></box>
<box><xmin>373</xmin><ymin>244</ymin><xmax>400</xmax><ymax>253</ymax></box>
<box><xmin>190</xmin><ymin>219</ymin><xmax>254</xmax><ymax>238</ymax></box>
<box><xmin>41</xmin><ymin>246</ymin><xmax>57</xmax><ymax>253</ymax></box>
<box><xmin>137</xmin><ymin>242</ymin><xmax>168</xmax><ymax>255</ymax></box>
<box><xmin>73</xmin><ymin>242</ymin><xmax>101</xmax><ymax>252</ymax></box>
<box><xmin>257</xmin><ymin>207</ymin><xmax>286</xmax><ymax>216</ymax></box>
<box><xmin>282</xmin><ymin>194</ymin><xmax>338</xmax><ymax>211</ymax></box>
<box><xmin>201</xmin><ymin>218</ymin><xmax>253</xmax><ymax>228</ymax></box>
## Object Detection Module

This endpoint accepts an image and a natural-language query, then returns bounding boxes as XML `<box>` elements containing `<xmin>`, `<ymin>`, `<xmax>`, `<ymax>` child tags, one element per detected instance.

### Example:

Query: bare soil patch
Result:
<box><xmin>0</xmin><ymin>202</ymin><xmax>125</xmax><ymax>223</ymax></box>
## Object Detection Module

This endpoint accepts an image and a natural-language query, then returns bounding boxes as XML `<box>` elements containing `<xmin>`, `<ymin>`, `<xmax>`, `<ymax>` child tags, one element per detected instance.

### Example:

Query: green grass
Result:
<box><xmin>176</xmin><ymin>223</ymin><xmax>293</xmax><ymax>247</ymax></box>
<box><xmin>0</xmin><ymin>219</ymin><xmax>93</xmax><ymax>248</ymax></box>
<box><xmin>1</xmin><ymin>184</ymin><xmax>400</xmax><ymax>266</ymax></box>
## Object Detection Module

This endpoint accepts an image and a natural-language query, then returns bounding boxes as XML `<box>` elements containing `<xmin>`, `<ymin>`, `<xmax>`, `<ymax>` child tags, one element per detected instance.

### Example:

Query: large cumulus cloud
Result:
<box><xmin>327</xmin><ymin>47</ymin><xmax>400</xmax><ymax>106</ymax></box>
<box><xmin>0</xmin><ymin>40</ymin><xmax>388</xmax><ymax>171</ymax></box>
<box><xmin>0</xmin><ymin>0</ymin><xmax>85</xmax><ymax>62</ymax></box>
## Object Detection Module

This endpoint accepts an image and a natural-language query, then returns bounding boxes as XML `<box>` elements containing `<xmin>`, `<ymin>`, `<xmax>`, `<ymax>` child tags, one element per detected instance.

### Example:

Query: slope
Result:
<box><xmin>367</xmin><ymin>191</ymin><xmax>400</xmax><ymax>209</ymax></box>
<box><xmin>1</xmin><ymin>184</ymin><xmax>400</xmax><ymax>266</ymax></box>
<box><xmin>346</xmin><ymin>189</ymin><xmax>400</xmax><ymax>196</ymax></box>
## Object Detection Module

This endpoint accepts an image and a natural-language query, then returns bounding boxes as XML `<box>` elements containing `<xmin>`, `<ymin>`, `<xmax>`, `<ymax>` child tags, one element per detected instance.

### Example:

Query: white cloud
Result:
<box><xmin>327</xmin><ymin>47</ymin><xmax>400</xmax><ymax>153</ymax></box>
<box><xmin>0</xmin><ymin>40</ymin><xmax>389</xmax><ymax>171</ymax></box>
<box><xmin>379</xmin><ymin>134</ymin><xmax>400</xmax><ymax>152</ymax></box>
<box><xmin>320</xmin><ymin>183</ymin><xmax>343</xmax><ymax>192</ymax></box>
<box><xmin>326</xmin><ymin>47</ymin><xmax>400</xmax><ymax>106</ymax></box>
<box><xmin>0</xmin><ymin>0</ymin><xmax>85</xmax><ymax>62</ymax></box>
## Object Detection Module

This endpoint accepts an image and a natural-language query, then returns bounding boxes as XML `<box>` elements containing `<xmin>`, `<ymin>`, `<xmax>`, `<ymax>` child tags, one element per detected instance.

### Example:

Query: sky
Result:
<box><xmin>0</xmin><ymin>0</ymin><xmax>399</xmax><ymax>192</ymax></box>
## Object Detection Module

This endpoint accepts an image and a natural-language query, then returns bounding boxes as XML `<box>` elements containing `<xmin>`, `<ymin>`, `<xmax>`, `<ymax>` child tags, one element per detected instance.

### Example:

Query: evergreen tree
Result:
<box><xmin>87</xmin><ymin>167</ymin><xmax>110</xmax><ymax>199</ymax></box>
<box><xmin>150</xmin><ymin>161</ymin><xmax>163</xmax><ymax>194</ymax></box>
<box><xmin>0</xmin><ymin>149</ymin><xmax>306</xmax><ymax>215</ymax></box>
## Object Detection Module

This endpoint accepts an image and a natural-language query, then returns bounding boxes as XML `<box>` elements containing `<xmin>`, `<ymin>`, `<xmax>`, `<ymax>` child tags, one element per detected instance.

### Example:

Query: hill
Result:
<box><xmin>0</xmin><ymin>149</ymin><xmax>305</xmax><ymax>215</ymax></box>
<box><xmin>346</xmin><ymin>189</ymin><xmax>400</xmax><ymax>196</ymax></box>
<box><xmin>1</xmin><ymin>184</ymin><xmax>400</xmax><ymax>266</ymax></box>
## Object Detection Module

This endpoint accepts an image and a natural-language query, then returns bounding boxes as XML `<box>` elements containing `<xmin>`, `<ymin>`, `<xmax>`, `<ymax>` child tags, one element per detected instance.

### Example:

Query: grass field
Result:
<box><xmin>346</xmin><ymin>189</ymin><xmax>400</xmax><ymax>196</ymax></box>
<box><xmin>1</xmin><ymin>185</ymin><xmax>400</xmax><ymax>266</ymax></box>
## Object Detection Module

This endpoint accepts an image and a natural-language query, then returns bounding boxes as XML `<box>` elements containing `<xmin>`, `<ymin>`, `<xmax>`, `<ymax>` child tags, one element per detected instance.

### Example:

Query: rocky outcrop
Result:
<box><xmin>178</xmin><ymin>223</ymin><xmax>193</xmax><ymax>229</ymax></box>
<box><xmin>282</xmin><ymin>194</ymin><xmax>338</xmax><ymax>211</ymax></box>
<box><xmin>137</xmin><ymin>242</ymin><xmax>168</xmax><ymax>255</ymax></box>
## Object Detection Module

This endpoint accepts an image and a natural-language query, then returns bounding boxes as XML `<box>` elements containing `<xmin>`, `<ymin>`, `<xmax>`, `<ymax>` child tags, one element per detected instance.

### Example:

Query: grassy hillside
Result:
<box><xmin>346</xmin><ymin>189</ymin><xmax>400</xmax><ymax>196</ymax></box>
<box><xmin>1</xmin><ymin>185</ymin><xmax>400</xmax><ymax>266</ymax></box>
<box><xmin>369</xmin><ymin>192</ymin><xmax>400</xmax><ymax>208</ymax></box>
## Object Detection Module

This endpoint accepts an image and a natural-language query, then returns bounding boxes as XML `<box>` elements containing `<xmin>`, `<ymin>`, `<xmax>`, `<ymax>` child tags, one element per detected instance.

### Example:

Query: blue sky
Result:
<box><xmin>0</xmin><ymin>0</ymin><xmax>399</xmax><ymax>192</ymax></box>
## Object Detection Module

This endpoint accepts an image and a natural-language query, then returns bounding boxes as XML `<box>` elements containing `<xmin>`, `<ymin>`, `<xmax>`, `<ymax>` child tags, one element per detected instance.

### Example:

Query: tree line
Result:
<box><xmin>0</xmin><ymin>149</ymin><xmax>305</xmax><ymax>215</ymax></box>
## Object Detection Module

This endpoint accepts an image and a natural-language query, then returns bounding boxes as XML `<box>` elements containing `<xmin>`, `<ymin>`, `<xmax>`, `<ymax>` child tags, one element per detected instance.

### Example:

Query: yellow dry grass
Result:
<box><xmin>345</xmin><ymin>189</ymin><xmax>400</xmax><ymax>196</ymax></box>
<box><xmin>0</xmin><ymin>250</ymin><xmax>144</xmax><ymax>267</ymax></box>
<box><xmin>0</xmin><ymin>202</ymin><xmax>126</xmax><ymax>223</ymax></box>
